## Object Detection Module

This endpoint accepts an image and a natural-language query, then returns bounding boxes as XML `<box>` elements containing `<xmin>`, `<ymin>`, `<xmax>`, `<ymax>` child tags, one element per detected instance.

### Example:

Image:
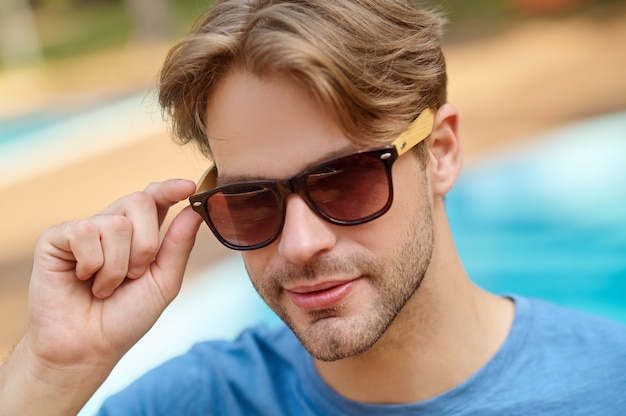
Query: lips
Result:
<box><xmin>286</xmin><ymin>278</ymin><xmax>360</xmax><ymax>311</ymax></box>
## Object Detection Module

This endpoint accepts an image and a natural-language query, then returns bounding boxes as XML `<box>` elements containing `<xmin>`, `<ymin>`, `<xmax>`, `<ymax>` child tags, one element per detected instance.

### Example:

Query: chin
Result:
<box><xmin>284</xmin><ymin>305</ymin><xmax>391</xmax><ymax>362</ymax></box>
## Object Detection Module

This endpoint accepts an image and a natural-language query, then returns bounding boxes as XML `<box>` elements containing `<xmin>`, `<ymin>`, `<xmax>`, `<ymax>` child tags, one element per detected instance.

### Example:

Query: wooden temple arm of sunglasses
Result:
<box><xmin>390</xmin><ymin>107</ymin><xmax>435</xmax><ymax>157</ymax></box>
<box><xmin>194</xmin><ymin>161</ymin><xmax>218</xmax><ymax>194</ymax></box>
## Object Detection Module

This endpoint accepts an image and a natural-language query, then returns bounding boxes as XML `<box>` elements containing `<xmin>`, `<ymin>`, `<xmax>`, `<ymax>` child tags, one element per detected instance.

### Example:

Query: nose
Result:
<box><xmin>277</xmin><ymin>194</ymin><xmax>337</xmax><ymax>265</ymax></box>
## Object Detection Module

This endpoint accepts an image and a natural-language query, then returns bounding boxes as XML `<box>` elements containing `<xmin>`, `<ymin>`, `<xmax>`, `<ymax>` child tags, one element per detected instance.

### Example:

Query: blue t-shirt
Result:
<box><xmin>99</xmin><ymin>296</ymin><xmax>626</xmax><ymax>415</ymax></box>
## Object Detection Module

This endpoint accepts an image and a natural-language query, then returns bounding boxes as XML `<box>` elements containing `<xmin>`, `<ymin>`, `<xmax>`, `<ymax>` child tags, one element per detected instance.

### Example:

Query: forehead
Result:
<box><xmin>205</xmin><ymin>70</ymin><xmax>357</xmax><ymax>182</ymax></box>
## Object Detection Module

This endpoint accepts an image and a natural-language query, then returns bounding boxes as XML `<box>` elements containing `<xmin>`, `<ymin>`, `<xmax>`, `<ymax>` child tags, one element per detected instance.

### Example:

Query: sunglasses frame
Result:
<box><xmin>190</xmin><ymin>107</ymin><xmax>435</xmax><ymax>250</ymax></box>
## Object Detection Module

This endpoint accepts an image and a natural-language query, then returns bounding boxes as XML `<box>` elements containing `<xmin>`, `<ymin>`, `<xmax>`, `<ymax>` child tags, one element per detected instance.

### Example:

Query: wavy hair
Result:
<box><xmin>159</xmin><ymin>0</ymin><xmax>447</xmax><ymax>158</ymax></box>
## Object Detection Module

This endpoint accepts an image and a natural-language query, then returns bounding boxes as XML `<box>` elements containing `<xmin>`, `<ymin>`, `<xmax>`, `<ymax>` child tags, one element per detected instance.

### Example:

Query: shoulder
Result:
<box><xmin>463</xmin><ymin>297</ymin><xmax>626</xmax><ymax>415</ymax></box>
<box><xmin>98</xmin><ymin>324</ymin><xmax>303</xmax><ymax>415</ymax></box>
<box><xmin>186</xmin><ymin>323</ymin><xmax>303</xmax><ymax>377</ymax></box>
<box><xmin>510</xmin><ymin>296</ymin><xmax>626</xmax><ymax>407</ymax></box>
<box><xmin>518</xmin><ymin>295</ymin><xmax>626</xmax><ymax>346</ymax></box>
<box><xmin>197</xmin><ymin>322</ymin><xmax>299</xmax><ymax>355</ymax></box>
<box><xmin>513</xmin><ymin>295</ymin><xmax>626</xmax><ymax>363</ymax></box>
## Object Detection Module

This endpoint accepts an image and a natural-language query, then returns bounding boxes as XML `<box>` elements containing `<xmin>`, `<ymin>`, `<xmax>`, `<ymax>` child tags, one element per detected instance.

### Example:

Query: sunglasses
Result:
<box><xmin>190</xmin><ymin>108</ymin><xmax>435</xmax><ymax>250</ymax></box>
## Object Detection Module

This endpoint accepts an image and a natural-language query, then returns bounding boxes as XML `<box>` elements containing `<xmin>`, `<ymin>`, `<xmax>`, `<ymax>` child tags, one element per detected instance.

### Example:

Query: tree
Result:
<box><xmin>0</xmin><ymin>0</ymin><xmax>43</xmax><ymax>69</ymax></box>
<box><xmin>122</xmin><ymin>0</ymin><xmax>172</xmax><ymax>41</ymax></box>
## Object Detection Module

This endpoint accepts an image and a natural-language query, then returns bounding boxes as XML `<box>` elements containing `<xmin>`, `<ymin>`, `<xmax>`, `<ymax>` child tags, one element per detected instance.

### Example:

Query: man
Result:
<box><xmin>1</xmin><ymin>0</ymin><xmax>625</xmax><ymax>414</ymax></box>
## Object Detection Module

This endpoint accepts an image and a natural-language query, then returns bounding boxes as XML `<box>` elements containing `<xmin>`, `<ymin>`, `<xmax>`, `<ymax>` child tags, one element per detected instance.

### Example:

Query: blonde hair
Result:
<box><xmin>158</xmin><ymin>0</ymin><xmax>447</xmax><ymax>158</ymax></box>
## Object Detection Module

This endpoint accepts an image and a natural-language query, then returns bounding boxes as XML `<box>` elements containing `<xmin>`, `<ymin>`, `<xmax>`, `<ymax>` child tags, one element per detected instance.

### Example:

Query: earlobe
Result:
<box><xmin>428</xmin><ymin>104</ymin><xmax>462</xmax><ymax>196</ymax></box>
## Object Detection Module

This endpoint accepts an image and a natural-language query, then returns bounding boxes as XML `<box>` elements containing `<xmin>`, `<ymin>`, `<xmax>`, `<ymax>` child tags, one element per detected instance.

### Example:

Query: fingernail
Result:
<box><xmin>95</xmin><ymin>287</ymin><xmax>113</xmax><ymax>299</ymax></box>
<box><xmin>127</xmin><ymin>266</ymin><xmax>144</xmax><ymax>279</ymax></box>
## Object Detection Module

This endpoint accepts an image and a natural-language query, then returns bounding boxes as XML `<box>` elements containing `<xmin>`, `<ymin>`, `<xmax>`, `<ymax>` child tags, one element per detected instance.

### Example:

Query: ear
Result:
<box><xmin>428</xmin><ymin>104</ymin><xmax>462</xmax><ymax>196</ymax></box>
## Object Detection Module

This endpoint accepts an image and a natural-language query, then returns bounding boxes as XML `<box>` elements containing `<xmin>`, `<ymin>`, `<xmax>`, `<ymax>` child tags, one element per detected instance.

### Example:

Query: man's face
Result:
<box><xmin>206</xmin><ymin>70</ymin><xmax>434</xmax><ymax>361</ymax></box>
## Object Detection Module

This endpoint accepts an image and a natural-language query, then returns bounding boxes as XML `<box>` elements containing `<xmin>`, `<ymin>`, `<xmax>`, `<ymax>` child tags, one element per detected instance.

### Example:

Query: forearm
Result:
<box><xmin>0</xmin><ymin>181</ymin><xmax>199</xmax><ymax>415</ymax></box>
<box><xmin>0</xmin><ymin>336</ymin><xmax>112</xmax><ymax>416</ymax></box>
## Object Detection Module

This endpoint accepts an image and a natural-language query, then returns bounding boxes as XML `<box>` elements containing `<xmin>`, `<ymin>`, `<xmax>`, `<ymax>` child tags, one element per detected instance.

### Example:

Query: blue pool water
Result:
<box><xmin>447</xmin><ymin>110</ymin><xmax>626</xmax><ymax>323</ymax></box>
<box><xmin>0</xmin><ymin>110</ymin><xmax>69</xmax><ymax>147</ymax></box>
<box><xmin>0</xmin><ymin>92</ymin><xmax>162</xmax><ymax>188</ymax></box>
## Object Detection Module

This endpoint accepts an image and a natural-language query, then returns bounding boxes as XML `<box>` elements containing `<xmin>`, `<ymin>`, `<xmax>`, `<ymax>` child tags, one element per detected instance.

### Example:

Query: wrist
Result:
<box><xmin>0</xmin><ymin>336</ymin><xmax>113</xmax><ymax>416</ymax></box>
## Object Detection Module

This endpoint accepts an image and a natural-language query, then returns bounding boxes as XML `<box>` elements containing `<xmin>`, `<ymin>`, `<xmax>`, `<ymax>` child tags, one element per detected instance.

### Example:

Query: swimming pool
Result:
<box><xmin>448</xmin><ymin>110</ymin><xmax>626</xmax><ymax>323</ymax></box>
<box><xmin>0</xmin><ymin>92</ymin><xmax>165</xmax><ymax>188</ymax></box>
<box><xmin>34</xmin><ymin>109</ymin><xmax>621</xmax><ymax>413</ymax></box>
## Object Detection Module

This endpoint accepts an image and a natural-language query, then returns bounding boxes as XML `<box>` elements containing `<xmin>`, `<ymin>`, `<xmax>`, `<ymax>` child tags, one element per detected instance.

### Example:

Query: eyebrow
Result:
<box><xmin>216</xmin><ymin>143</ymin><xmax>362</xmax><ymax>186</ymax></box>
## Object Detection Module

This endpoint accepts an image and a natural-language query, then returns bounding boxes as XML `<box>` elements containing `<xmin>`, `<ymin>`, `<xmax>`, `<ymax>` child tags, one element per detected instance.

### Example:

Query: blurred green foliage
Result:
<box><xmin>34</xmin><ymin>2</ymin><xmax>131</xmax><ymax>59</ymax></box>
<box><xmin>27</xmin><ymin>0</ymin><xmax>214</xmax><ymax>61</ymax></box>
<box><xmin>428</xmin><ymin>0</ymin><xmax>626</xmax><ymax>42</ymax></box>
<box><xmin>12</xmin><ymin>0</ymin><xmax>626</xmax><ymax>62</ymax></box>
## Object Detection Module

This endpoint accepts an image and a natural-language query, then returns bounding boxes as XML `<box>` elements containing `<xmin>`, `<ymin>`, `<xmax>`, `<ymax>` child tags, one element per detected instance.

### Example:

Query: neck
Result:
<box><xmin>313</xmin><ymin>204</ymin><xmax>514</xmax><ymax>404</ymax></box>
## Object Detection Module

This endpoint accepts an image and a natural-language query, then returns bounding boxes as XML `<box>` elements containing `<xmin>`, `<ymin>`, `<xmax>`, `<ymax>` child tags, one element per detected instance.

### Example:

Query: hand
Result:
<box><xmin>0</xmin><ymin>179</ymin><xmax>203</xmax><ymax>415</ymax></box>
<box><xmin>28</xmin><ymin>178</ymin><xmax>203</xmax><ymax>367</ymax></box>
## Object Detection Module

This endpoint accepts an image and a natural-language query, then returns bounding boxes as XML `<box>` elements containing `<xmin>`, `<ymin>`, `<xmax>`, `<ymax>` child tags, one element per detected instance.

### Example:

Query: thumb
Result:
<box><xmin>150</xmin><ymin>206</ymin><xmax>203</xmax><ymax>303</ymax></box>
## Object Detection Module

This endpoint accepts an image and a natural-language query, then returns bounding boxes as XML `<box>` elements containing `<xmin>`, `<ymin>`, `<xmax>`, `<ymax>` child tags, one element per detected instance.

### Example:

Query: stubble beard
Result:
<box><xmin>249</xmin><ymin>202</ymin><xmax>434</xmax><ymax>362</ymax></box>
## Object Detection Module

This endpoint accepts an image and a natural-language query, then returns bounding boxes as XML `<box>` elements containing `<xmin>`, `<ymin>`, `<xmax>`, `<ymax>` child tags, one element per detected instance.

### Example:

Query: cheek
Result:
<box><xmin>362</xmin><ymin>168</ymin><xmax>429</xmax><ymax>244</ymax></box>
<box><xmin>391</xmin><ymin>156</ymin><xmax>431</xmax><ymax>214</ymax></box>
<box><xmin>338</xmin><ymin>214</ymin><xmax>402</xmax><ymax>256</ymax></box>
<box><xmin>242</xmin><ymin>249</ymin><xmax>272</xmax><ymax>282</ymax></box>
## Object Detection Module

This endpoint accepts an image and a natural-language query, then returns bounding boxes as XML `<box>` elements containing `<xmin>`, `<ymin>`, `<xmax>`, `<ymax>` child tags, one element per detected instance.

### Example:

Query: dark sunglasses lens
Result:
<box><xmin>305</xmin><ymin>153</ymin><xmax>391</xmax><ymax>222</ymax></box>
<box><xmin>207</xmin><ymin>185</ymin><xmax>281</xmax><ymax>248</ymax></box>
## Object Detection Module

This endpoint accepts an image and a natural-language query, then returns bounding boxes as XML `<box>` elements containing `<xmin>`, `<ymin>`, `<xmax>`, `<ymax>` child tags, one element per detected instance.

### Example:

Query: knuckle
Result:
<box><xmin>130</xmin><ymin>190</ymin><xmax>155</xmax><ymax>206</ymax></box>
<box><xmin>143</xmin><ymin>181</ymin><xmax>161</xmax><ymax>193</ymax></box>
<box><xmin>129</xmin><ymin>191</ymin><xmax>156</xmax><ymax>209</ymax></box>
<box><xmin>107</xmin><ymin>259</ymin><xmax>129</xmax><ymax>277</ymax></box>
<box><xmin>71</xmin><ymin>219</ymin><xmax>99</xmax><ymax>239</ymax></box>
<box><xmin>133</xmin><ymin>240</ymin><xmax>160</xmax><ymax>259</ymax></box>
<box><xmin>82</xmin><ymin>256</ymin><xmax>105</xmax><ymax>274</ymax></box>
<box><xmin>104</xmin><ymin>190</ymin><xmax>156</xmax><ymax>214</ymax></box>
<box><xmin>104</xmin><ymin>214</ymin><xmax>133</xmax><ymax>235</ymax></box>
<box><xmin>34</xmin><ymin>229</ymin><xmax>54</xmax><ymax>253</ymax></box>
<box><xmin>36</xmin><ymin>224</ymin><xmax>56</xmax><ymax>244</ymax></box>
<box><xmin>127</xmin><ymin>190</ymin><xmax>158</xmax><ymax>214</ymax></box>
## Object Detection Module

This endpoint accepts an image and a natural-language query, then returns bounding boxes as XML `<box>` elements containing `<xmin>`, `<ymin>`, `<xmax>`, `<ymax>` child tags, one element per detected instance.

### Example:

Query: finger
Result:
<box><xmin>89</xmin><ymin>215</ymin><xmax>133</xmax><ymax>299</ymax></box>
<box><xmin>150</xmin><ymin>205</ymin><xmax>203</xmax><ymax>304</ymax></box>
<box><xmin>39</xmin><ymin>220</ymin><xmax>104</xmax><ymax>280</ymax></box>
<box><xmin>102</xmin><ymin>180</ymin><xmax>196</xmax><ymax>279</ymax></box>
<box><xmin>114</xmin><ymin>191</ymin><xmax>160</xmax><ymax>279</ymax></box>
<box><xmin>143</xmin><ymin>179</ymin><xmax>197</xmax><ymax>226</ymax></box>
<box><xmin>69</xmin><ymin>221</ymin><xmax>105</xmax><ymax>280</ymax></box>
